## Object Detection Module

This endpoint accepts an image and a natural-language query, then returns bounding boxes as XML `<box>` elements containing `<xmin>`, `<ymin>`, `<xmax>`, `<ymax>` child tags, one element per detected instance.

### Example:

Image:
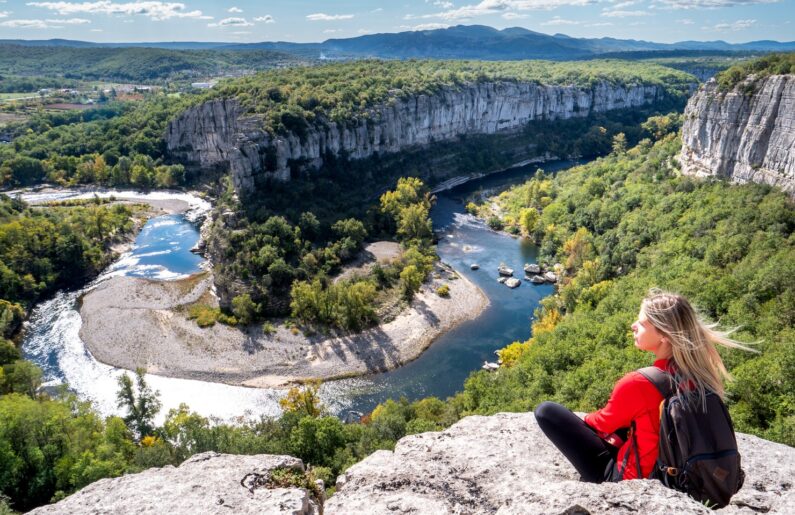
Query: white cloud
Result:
<box><xmin>323</xmin><ymin>28</ymin><xmax>342</xmax><ymax>33</ymax></box>
<box><xmin>306</xmin><ymin>13</ymin><xmax>354</xmax><ymax>21</ymax></box>
<box><xmin>227</xmin><ymin>6</ymin><xmax>241</xmax><ymax>13</ymax></box>
<box><xmin>371</xmin><ymin>8</ymin><xmax>383</xmax><ymax>13</ymax></box>
<box><xmin>677</xmin><ymin>17</ymin><xmax>694</xmax><ymax>23</ymax></box>
<box><xmin>423</xmin><ymin>0</ymin><xmax>597</xmax><ymax>21</ymax></box>
<box><xmin>357</xmin><ymin>28</ymin><xmax>372</xmax><ymax>33</ymax></box>
<box><xmin>26</xmin><ymin>1</ymin><xmax>212</xmax><ymax>20</ymax></box>
<box><xmin>654</xmin><ymin>0</ymin><xmax>778</xmax><ymax>8</ymax></box>
<box><xmin>231</xmin><ymin>30</ymin><xmax>249</xmax><ymax>34</ymax></box>
<box><xmin>427</xmin><ymin>0</ymin><xmax>454</xmax><ymax>7</ymax></box>
<box><xmin>399</xmin><ymin>22</ymin><xmax>451</xmax><ymax>30</ymax></box>
<box><xmin>1</xmin><ymin>18</ymin><xmax>49</xmax><ymax>28</ymax></box>
<box><xmin>46</xmin><ymin>17</ymin><xmax>90</xmax><ymax>23</ymax></box>
<box><xmin>541</xmin><ymin>15</ymin><xmax>580</xmax><ymax>25</ymax></box>
<box><xmin>0</xmin><ymin>10</ymin><xmax>9</xmax><ymax>17</ymax></box>
<box><xmin>207</xmin><ymin>16</ymin><xmax>252</xmax><ymax>27</ymax></box>
<box><xmin>611</xmin><ymin>0</ymin><xmax>636</xmax><ymax>7</ymax></box>
<box><xmin>502</xmin><ymin>12</ymin><xmax>529</xmax><ymax>18</ymax></box>
<box><xmin>710</xmin><ymin>18</ymin><xmax>756</xmax><ymax>30</ymax></box>
<box><xmin>601</xmin><ymin>9</ymin><xmax>651</xmax><ymax>16</ymax></box>
<box><xmin>254</xmin><ymin>15</ymin><xmax>274</xmax><ymax>23</ymax></box>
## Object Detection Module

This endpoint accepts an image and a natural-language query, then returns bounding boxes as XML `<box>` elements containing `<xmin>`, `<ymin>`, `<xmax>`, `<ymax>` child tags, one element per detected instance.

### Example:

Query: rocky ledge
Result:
<box><xmin>680</xmin><ymin>74</ymin><xmax>795</xmax><ymax>197</ymax></box>
<box><xmin>34</xmin><ymin>413</ymin><xmax>794</xmax><ymax>514</ymax></box>
<box><xmin>29</xmin><ymin>452</ymin><xmax>319</xmax><ymax>515</ymax></box>
<box><xmin>327</xmin><ymin>412</ymin><xmax>794</xmax><ymax>514</ymax></box>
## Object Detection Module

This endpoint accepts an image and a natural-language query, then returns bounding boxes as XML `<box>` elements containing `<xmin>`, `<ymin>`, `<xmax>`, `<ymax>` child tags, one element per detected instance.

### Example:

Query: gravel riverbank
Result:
<box><xmin>79</xmin><ymin>264</ymin><xmax>489</xmax><ymax>388</ymax></box>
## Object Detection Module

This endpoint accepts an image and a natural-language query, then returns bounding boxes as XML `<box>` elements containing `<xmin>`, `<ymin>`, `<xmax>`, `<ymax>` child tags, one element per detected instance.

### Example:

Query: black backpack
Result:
<box><xmin>638</xmin><ymin>367</ymin><xmax>745</xmax><ymax>509</ymax></box>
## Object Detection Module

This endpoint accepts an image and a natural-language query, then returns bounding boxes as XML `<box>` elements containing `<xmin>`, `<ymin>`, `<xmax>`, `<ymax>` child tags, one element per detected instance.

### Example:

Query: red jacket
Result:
<box><xmin>584</xmin><ymin>358</ymin><xmax>672</xmax><ymax>480</ymax></box>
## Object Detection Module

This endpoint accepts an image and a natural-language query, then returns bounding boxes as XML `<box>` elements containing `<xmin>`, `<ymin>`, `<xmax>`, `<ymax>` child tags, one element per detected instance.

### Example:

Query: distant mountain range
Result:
<box><xmin>3</xmin><ymin>25</ymin><xmax>794</xmax><ymax>60</ymax></box>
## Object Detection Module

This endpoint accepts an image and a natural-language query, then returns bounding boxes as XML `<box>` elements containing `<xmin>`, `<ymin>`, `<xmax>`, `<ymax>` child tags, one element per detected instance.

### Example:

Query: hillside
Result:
<box><xmin>0</xmin><ymin>45</ymin><xmax>308</xmax><ymax>82</ymax></box>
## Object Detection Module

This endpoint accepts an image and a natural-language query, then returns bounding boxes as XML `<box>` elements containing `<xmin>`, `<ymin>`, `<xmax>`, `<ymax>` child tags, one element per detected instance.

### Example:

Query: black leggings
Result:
<box><xmin>534</xmin><ymin>401</ymin><xmax>618</xmax><ymax>483</ymax></box>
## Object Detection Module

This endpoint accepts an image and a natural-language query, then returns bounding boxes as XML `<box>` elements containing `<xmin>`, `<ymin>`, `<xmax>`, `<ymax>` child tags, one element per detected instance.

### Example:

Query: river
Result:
<box><xmin>18</xmin><ymin>161</ymin><xmax>577</xmax><ymax>421</ymax></box>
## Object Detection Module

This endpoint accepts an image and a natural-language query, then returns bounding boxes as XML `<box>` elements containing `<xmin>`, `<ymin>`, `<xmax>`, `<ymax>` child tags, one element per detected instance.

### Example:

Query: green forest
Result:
<box><xmin>0</xmin><ymin>45</ymin><xmax>307</xmax><ymax>83</ymax></box>
<box><xmin>0</xmin><ymin>196</ymin><xmax>139</xmax><ymax>331</ymax></box>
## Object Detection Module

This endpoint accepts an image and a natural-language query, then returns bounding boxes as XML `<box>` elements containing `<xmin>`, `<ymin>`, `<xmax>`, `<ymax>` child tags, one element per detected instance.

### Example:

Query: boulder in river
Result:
<box><xmin>470</xmin><ymin>263</ymin><xmax>480</xmax><ymax>270</ymax></box>
<box><xmin>504</xmin><ymin>277</ymin><xmax>521</xmax><ymax>288</ymax></box>
<box><xmin>530</xmin><ymin>275</ymin><xmax>545</xmax><ymax>284</ymax></box>
<box><xmin>497</xmin><ymin>264</ymin><xmax>514</xmax><ymax>276</ymax></box>
<box><xmin>523</xmin><ymin>263</ymin><xmax>541</xmax><ymax>274</ymax></box>
<box><xmin>544</xmin><ymin>271</ymin><xmax>558</xmax><ymax>283</ymax></box>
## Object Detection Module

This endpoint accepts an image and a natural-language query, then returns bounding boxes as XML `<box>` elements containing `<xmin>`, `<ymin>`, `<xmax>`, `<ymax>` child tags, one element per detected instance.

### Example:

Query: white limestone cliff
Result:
<box><xmin>680</xmin><ymin>75</ymin><xmax>795</xmax><ymax>196</ymax></box>
<box><xmin>166</xmin><ymin>81</ymin><xmax>664</xmax><ymax>192</ymax></box>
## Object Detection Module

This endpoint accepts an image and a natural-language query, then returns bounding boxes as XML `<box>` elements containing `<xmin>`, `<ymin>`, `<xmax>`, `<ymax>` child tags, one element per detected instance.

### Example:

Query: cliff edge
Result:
<box><xmin>327</xmin><ymin>412</ymin><xmax>794</xmax><ymax>514</ymax></box>
<box><xmin>167</xmin><ymin>81</ymin><xmax>665</xmax><ymax>193</ymax></box>
<box><xmin>32</xmin><ymin>413</ymin><xmax>794</xmax><ymax>514</ymax></box>
<box><xmin>680</xmin><ymin>75</ymin><xmax>795</xmax><ymax>196</ymax></box>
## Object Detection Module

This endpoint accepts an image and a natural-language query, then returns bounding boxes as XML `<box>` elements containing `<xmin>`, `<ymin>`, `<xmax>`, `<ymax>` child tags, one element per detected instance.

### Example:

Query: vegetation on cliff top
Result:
<box><xmin>716</xmin><ymin>52</ymin><xmax>795</xmax><ymax>91</ymax></box>
<box><xmin>208</xmin><ymin>59</ymin><xmax>696</xmax><ymax>134</ymax></box>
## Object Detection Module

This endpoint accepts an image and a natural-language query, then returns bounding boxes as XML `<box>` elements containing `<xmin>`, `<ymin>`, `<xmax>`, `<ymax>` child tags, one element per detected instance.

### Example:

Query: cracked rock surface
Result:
<box><xmin>29</xmin><ymin>452</ymin><xmax>318</xmax><ymax>515</ymax></box>
<box><xmin>326</xmin><ymin>412</ymin><xmax>795</xmax><ymax>514</ymax></box>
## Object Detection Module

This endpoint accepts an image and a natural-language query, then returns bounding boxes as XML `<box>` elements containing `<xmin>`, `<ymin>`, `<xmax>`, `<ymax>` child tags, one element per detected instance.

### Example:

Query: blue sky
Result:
<box><xmin>0</xmin><ymin>0</ymin><xmax>792</xmax><ymax>44</ymax></box>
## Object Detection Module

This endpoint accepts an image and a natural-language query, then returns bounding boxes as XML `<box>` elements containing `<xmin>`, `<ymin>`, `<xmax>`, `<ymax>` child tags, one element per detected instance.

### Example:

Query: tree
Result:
<box><xmin>519</xmin><ymin>208</ymin><xmax>539</xmax><ymax>235</ymax></box>
<box><xmin>380</xmin><ymin>177</ymin><xmax>430</xmax><ymax>222</ymax></box>
<box><xmin>280</xmin><ymin>380</ymin><xmax>323</xmax><ymax>418</ymax></box>
<box><xmin>399</xmin><ymin>264</ymin><xmax>424</xmax><ymax>299</ymax></box>
<box><xmin>298</xmin><ymin>212</ymin><xmax>320</xmax><ymax>241</ymax></box>
<box><xmin>1</xmin><ymin>361</ymin><xmax>42</xmax><ymax>397</ymax></box>
<box><xmin>397</xmin><ymin>203</ymin><xmax>433</xmax><ymax>244</ymax></box>
<box><xmin>231</xmin><ymin>293</ymin><xmax>258</xmax><ymax>325</ymax></box>
<box><xmin>116</xmin><ymin>368</ymin><xmax>161</xmax><ymax>441</ymax></box>
<box><xmin>611</xmin><ymin>132</ymin><xmax>627</xmax><ymax>155</ymax></box>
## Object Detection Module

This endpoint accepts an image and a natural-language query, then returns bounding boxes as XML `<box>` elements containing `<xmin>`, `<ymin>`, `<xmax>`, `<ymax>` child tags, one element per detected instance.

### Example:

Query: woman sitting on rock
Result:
<box><xmin>534</xmin><ymin>289</ymin><xmax>751</xmax><ymax>483</ymax></box>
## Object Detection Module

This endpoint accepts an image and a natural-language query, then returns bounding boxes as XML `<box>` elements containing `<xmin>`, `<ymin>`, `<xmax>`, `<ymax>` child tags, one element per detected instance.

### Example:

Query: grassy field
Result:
<box><xmin>0</xmin><ymin>92</ymin><xmax>39</xmax><ymax>102</ymax></box>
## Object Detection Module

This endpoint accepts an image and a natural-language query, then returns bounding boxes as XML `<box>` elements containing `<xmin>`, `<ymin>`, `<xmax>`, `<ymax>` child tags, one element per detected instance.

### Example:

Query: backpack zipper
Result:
<box><xmin>683</xmin><ymin>449</ymin><xmax>738</xmax><ymax>472</ymax></box>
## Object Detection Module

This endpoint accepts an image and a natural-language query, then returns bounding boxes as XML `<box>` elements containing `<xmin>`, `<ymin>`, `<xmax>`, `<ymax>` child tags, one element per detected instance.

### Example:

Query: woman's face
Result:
<box><xmin>631</xmin><ymin>309</ymin><xmax>671</xmax><ymax>357</ymax></box>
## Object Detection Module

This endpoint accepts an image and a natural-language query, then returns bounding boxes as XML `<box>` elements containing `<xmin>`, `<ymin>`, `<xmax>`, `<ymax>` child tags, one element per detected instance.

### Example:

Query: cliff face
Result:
<box><xmin>680</xmin><ymin>75</ymin><xmax>795</xmax><ymax>196</ymax></box>
<box><xmin>34</xmin><ymin>413</ymin><xmax>795</xmax><ymax>514</ymax></box>
<box><xmin>166</xmin><ymin>81</ymin><xmax>664</xmax><ymax>192</ymax></box>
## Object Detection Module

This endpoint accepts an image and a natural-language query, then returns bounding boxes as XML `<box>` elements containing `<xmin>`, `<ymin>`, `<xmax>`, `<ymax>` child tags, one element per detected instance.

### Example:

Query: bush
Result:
<box><xmin>436</xmin><ymin>284</ymin><xmax>450</xmax><ymax>297</ymax></box>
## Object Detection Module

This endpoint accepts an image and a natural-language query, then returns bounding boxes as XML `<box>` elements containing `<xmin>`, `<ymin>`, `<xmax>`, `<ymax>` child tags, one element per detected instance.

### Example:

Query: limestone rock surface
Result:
<box><xmin>166</xmin><ymin>81</ymin><xmax>664</xmax><ymax>192</ymax></box>
<box><xmin>29</xmin><ymin>452</ymin><xmax>318</xmax><ymax>515</ymax></box>
<box><xmin>680</xmin><ymin>75</ymin><xmax>795</xmax><ymax>196</ymax></box>
<box><xmin>326</xmin><ymin>412</ymin><xmax>795</xmax><ymax>514</ymax></box>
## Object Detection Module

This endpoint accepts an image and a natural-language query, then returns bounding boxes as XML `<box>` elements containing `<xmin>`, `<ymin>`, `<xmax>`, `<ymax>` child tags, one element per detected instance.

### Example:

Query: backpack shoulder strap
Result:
<box><xmin>637</xmin><ymin>366</ymin><xmax>676</xmax><ymax>399</ymax></box>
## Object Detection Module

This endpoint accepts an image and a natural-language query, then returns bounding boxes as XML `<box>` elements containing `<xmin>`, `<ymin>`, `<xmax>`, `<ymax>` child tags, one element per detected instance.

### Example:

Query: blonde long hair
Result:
<box><xmin>641</xmin><ymin>289</ymin><xmax>756</xmax><ymax>408</ymax></box>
